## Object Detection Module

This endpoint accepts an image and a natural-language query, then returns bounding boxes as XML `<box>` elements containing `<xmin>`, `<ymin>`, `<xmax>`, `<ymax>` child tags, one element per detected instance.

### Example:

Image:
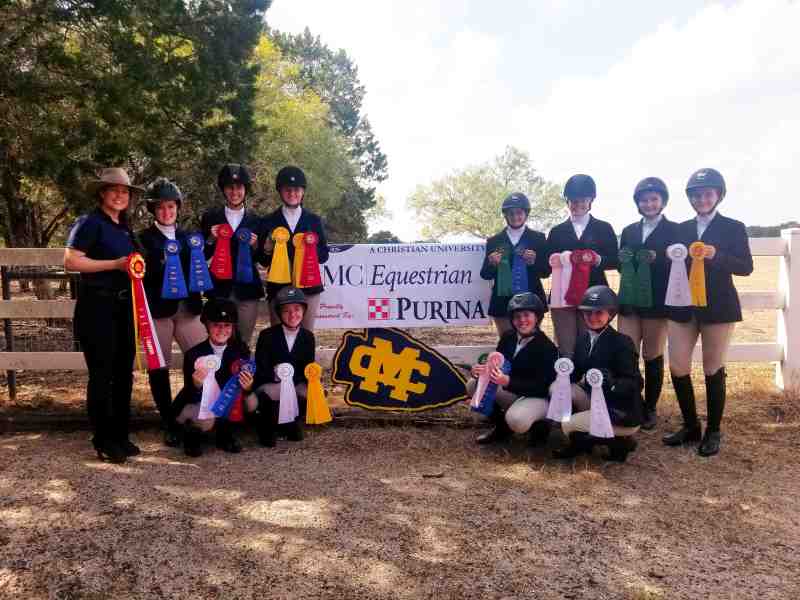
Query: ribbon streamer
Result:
<box><xmin>305</xmin><ymin>362</ymin><xmax>332</xmax><ymax>425</ymax></box>
<box><xmin>617</xmin><ymin>247</ymin><xmax>638</xmax><ymax>307</ymax></box>
<box><xmin>187</xmin><ymin>233</ymin><xmax>213</xmax><ymax>293</ymax></box>
<box><xmin>276</xmin><ymin>362</ymin><xmax>299</xmax><ymax>424</ymax></box>
<box><xmin>548</xmin><ymin>254</ymin><xmax>564</xmax><ymax>308</ymax></box>
<box><xmin>510</xmin><ymin>242</ymin><xmax>530</xmax><ymax>295</ymax></box>
<box><xmin>689</xmin><ymin>241</ymin><xmax>708</xmax><ymax>307</ymax></box>
<box><xmin>267</xmin><ymin>227</ymin><xmax>292</xmax><ymax>284</ymax></box>
<box><xmin>300</xmin><ymin>232</ymin><xmax>323</xmax><ymax>288</ymax></box>
<box><xmin>292</xmin><ymin>232</ymin><xmax>305</xmax><ymax>287</ymax></box>
<box><xmin>210</xmin><ymin>224</ymin><xmax>234</xmax><ymax>280</ymax></box>
<box><xmin>635</xmin><ymin>249</ymin><xmax>654</xmax><ymax>308</ymax></box>
<box><xmin>564</xmin><ymin>249</ymin><xmax>598</xmax><ymax>307</ymax></box>
<box><xmin>559</xmin><ymin>251</ymin><xmax>573</xmax><ymax>307</ymax></box>
<box><xmin>128</xmin><ymin>253</ymin><xmax>166</xmax><ymax>371</ymax></box>
<box><xmin>161</xmin><ymin>239</ymin><xmax>188</xmax><ymax>300</ymax></box>
<box><xmin>494</xmin><ymin>245</ymin><xmax>513</xmax><ymax>298</ymax></box>
<box><xmin>546</xmin><ymin>358</ymin><xmax>574</xmax><ymax>423</ymax></box>
<box><xmin>587</xmin><ymin>368</ymin><xmax>614</xmax><ymax>438</ymax></box>
<box><xmin>196</xmin><ymin>354</ymin><xmax>222</xmax><ymax>420</ymax></box>
<box><xmin>664</xmin><ymin>244</ymin><xmax>691</xmax><ymax>307</ymax></box>
<box><xmin>470</xmin><ymin>351</ymin><xmax>511</xmax><ymax>417</ymax></box>
<box><xmin>235</xmin><ymin>228</ymin><xmax>254</xmax><ymax>284</ymax></box>
<box><xmin>210</xmin><ymin>359</ymin><xmax>256</xmax><ymax>419</ymax></box>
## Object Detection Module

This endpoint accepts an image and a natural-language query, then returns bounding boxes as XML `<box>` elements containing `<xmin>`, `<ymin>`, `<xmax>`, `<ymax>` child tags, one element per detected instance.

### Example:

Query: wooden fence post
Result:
<box><xmin>777</xmin><ymin>228</ymin><xmax>800</xmax><ymax>392</ymax></box>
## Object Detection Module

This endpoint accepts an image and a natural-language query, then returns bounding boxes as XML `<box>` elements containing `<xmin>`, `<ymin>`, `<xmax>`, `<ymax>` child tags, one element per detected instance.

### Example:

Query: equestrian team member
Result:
<box><xmin>251</xmin><ymin>287</ymin><xmax>316</xmax><ymax>446</ymax></box>
<box><xmin>553</xmin><ymin>286</ymin><xmax>643</xmax><ymax>463</ymax></box>
<box><xmin>138</xmin><ymin>178</ymin><xmax>206</xmax><ymax>446</ymax></box>
<box><xmin>466</xmin><ymin>292</ymin><xmax>559</xmax><ymax>446</ymax></box>
<box><xmin>663</xmin><ymin>168</ymin><xmax>752</xmax><ymax>457</ymax></box>
<box><xmin>65</xmin><ymin>168</ymin><xmax>142</xmax><ymax>463</ymax></box>
<box><xmin>201</xmin><ymin>163</ymin><xmax>267</xmax><ymax>346</ymax></box>
<box><xmin>480</xmin><ymin>193</ymin><xmax>551</xmax><ymax>336</ymax></box>
<box><xmin>617</xmin><ymin>178</ymin><xmax>679</xmax><ymax>430</ymax></box>
<box><xmin>262</xmin><ymin>166</ymin><xmax>329</xmax><ymax>332</ymax></box>
<box><xmin>173</xmin><ymin>298</ymin><xmax>253</xmax><ymax>457</ymax></box>
<box><xmin>546</xmin><ymin>174</ymin><xmax>619</xmax><ymax>358</ymax></box>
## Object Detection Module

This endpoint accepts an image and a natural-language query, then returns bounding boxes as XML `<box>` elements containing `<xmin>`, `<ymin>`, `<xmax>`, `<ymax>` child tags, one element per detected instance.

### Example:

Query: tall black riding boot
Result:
<box><xmin>527</xmin><ymin>420</ymin><xmax>551</xmax><ymax>448</ymax></box>
<box><xmin>476</xmin><ymin>405</ymin><xmax>512</xmax><ymax>445</ymax></box>
<box><xmin>699</xmin><ymin>368</ymin><xmax>726</xmax><ymax>457</ymax></box>
<box><xmin>256</xmin><ymin>392</ymin><xmax>278</xmax><ymax>448</ymax></box>
<box><xmin>552</xmin><ymin>432</ymin><xmax>593</xmax><ymax>459</ymax></box>
<box><xmin>215</xmin><ymin>419</ymin><xmax>242</xmax><ymax>454</ymax></box>
<box><xmin>149</xmin><ymin>368</ymin><xmax>180</xmax><ymax>446</ymax></box>
<box><xmin>642</xmin><ymin>356</ymin><xmax>664</xmax><ymax>430</ymax></box>
<box><xmin>604</xmin><ymin>436</ymin><xmax>638</xmax><ymax>463</ymax></box>
<box><xmin>183</xmin><ymin>422</ymin><xmax>203</xmax><ymax>457</ymax></box>
<box><xmin>663</xmin><ymin>373</ymin><xmax>702</xmax><ymax>446</ymax></box>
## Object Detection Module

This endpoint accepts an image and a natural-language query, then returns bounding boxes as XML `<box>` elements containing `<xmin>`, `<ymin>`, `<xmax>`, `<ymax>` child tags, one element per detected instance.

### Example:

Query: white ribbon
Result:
<box><xmin>664</xmin><ymin>243</ymin><xmax>692</xmax><ymax>307</ymax></box>
<box><xmin>276</xmin><ymin>362</ymin><xmax>299</xmax><ymax>425</ymax></box>
<box><xmin>546</xmin><ymin>358</ymin><xmax>574</xmax><ymax>423</ymax></box>
<box><xmin>587</xmin><ymin>368</ymin><xmax>614</xmax><ymax>439</ymax></box>
<box><xmin>196</xmin><ymin>355</ymin><xmax>221</xmax><ymax>420</ymax></box>
<box><xmin>558</xmin><ymin>251</ymin><xmax>573</xmax><ymax>307</ymax></box>
<box><xmin>548</xmin><ymin>253</ymin><xmax>564</xmax><ymax>308</ymax></box>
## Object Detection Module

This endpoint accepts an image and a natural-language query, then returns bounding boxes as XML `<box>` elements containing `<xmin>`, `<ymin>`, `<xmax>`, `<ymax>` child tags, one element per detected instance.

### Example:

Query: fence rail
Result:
<box><xmin>1</xmin><ymin>231</ymin><xmax>799</xmax><ymax>393</ymax></box>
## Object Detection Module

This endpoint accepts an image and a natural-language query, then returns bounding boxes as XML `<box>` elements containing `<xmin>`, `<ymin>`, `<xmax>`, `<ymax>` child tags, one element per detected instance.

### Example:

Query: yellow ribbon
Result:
<box><xmin>292</xmin><ymin>232</ymin><xmax>305</xmax><ymax>288</ymax></box>
<box><xmin>304</xmin><ymin>362</ymin><xmax>332</xmax><ymax>425</ymax></box>
<box><xmin>688</xmin><ymin>241</ymin><xmax>708</xmax><ymax>307</ymax></box>
<box><xmin>266</xmin><ymin>227</ymin><xmax>292</xmax><ymax>284</ymax></box>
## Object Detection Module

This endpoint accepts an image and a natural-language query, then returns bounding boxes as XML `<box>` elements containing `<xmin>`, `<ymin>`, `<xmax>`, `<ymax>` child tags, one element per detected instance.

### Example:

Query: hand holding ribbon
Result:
<box><xmin>546</xmin><ymin>358</ymin><xmax>574</xmax><ymax>423</ymax></box>
<box><xmin>267</xmin><ymin>227</ymin><xmax>292</xmax><ymax>284</ymax></box>
<box><xmin>664</xmin><ymin>244</ymin><xmax>691</xmax><ymax>307</ymax></box>
<box><xmin>305</xmin><ymin>362</ymin><xmax>332</xmax><ymax>425</ymax></box>
<box><xmin>187</xmin><ymin>233</ymin><xmax>213</xmax><ymax>293</ymax></box>
<box><xmin>276</xmin><ymin>363</ymin><xmax>299</xmax><ymax>424</ymax></box>
<box><xmin>586</xmin><ymin>368</ymin><xmax>614</xmax><ymax>438</ymax></box>
<box><xmin>210</xmin><ymin>224</ymin><xmax>234</xmax><ymax>280</ymax></box>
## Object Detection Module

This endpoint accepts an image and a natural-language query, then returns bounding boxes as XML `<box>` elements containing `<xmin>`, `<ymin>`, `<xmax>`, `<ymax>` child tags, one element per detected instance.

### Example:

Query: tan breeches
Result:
<box><xmin>465</xmin><ymin>379</ymin><xmax>548</xmax><ymax>433</ymax></box>
<box><xmin>269</xmin><ymin>293</ymin><xmax>321</xmax><ymax>333</ymax></box>
<box><xmin>559</xmin><ymin>383</ymin><xmax>639</xmax><ymax>436</ymax></box>
<box><xmin>667</xmin><ymin>319</ymin><xmax>734</xmax><ymax>377</ymax></box>
<box><xmin>617</xmin><ymin>315</ymin><xmax>668</xmax><ymax>360</ymax></box>
<box><xmin>152</xmin><ymin>303</ymin><xmax>207</xmax><ymax>360</ymax></box>
<box><xmin>550</xmin><ymin>307</ymin><xmax>586</xmax><ymax>359</ymax></box>
<box><xmin>229</xmin><ymin>295</ymin><xmax>258</xmax><ymax>348</ymax></box>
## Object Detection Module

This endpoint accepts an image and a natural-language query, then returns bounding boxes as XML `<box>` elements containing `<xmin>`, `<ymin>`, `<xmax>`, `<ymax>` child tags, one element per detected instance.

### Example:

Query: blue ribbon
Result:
<box><xmin>187</xmin><ymin>233</ymin><xmax>213</xmax><ymax>293</ymax></box>
<box><xmin>211</xmin><ymin>359</ymin><xmax>256</xmax><ymax>418</ymax></box>
<box><xmin>511</xmin><ymin>242</ymin><xmax>529</xmax><ymax>295</ymax></box>
<box><xmin>235</xmin><ymin>227</ymin><xmax>254</xmax><ymax>283</ymax></box>
<box><xmin>161</xmin><ymin>239</ymin><xmax>188</xmax><ymax>300</ymax></box>
<box><xmin>471</xmin><ymin>358</ymin><xmax>512</xmax><ymax>417</ymax></box>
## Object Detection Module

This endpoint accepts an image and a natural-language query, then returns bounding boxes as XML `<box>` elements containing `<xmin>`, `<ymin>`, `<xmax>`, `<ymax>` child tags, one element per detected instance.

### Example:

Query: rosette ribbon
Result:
<box><xmin>276</xmin><ymin>362</ymin><xmax>299</xmax><ymax>424</ymax></box>
<box><xmin>292</xmin><ymin>232</ymin><xmax>305</xmax><ymax>287</ymax></box>
<box><xmin>187</xmin><ymin>233</ymin><xmax>213</xmax><ymax>293</ymax></box>
<box><xmin>510</xmin><ymin>242</ymin><xmax>530</xmax><ymax>295</ymax></box>
<box><xmin>564</xmin><ymin>249</ymin><xmax>599</xmax><ymax>307</ymax></box>
<box><xmin>235</xmin><ymin>228</ymin><xmax>254</xmax><ymax>284</ymax></box>
<box><xmin>664</xmin><ymin>244</ymin><xmax>691</xmax><ymax>307</ymax></box>
<box><xmin>494</xmin><ymin>245</ymin><xmax>513</xmax><ymax>298</ymax></box>
<box><xmin>559</xmin><ymin>251</ymin><xmax>573</xmax><ymax>306</ymax></box>
<box><xmin>635</xmin><ymin>249</ymin><xmax>655</xmax><ymax>308</ymax></box>
<box><xmin>196</xmin><ymin>354</ymin><xmax>222</xmax><ymax>420</ymax></box>
<box><xmin>209</xmin><ymin>224</ymin><xmax>234</xmax><ymax>280</ymax></box>
<box><xmin>548</xmin><ymin>253</ymin><xmax>564</xmax><ymax>308</ymax></box>
<box><xmin>305</xmin><ymin>362</ymin><xmax>332</xmax><ymax>425</ymax></box>
<box><xmin>128</xmin><ymin>253</ymin><xmax>166</xmax><ymax>371</ymax></box>
<box><xmin>688</xmin><ymin>241</ymin><xmax>709</xmax><ymax>307</ymax></box>
<box><xmin>587</xmin><ymin>369</ymin><xmax>614</xmax><ymax>439</ymax></box>
<box><xmin>546</xmin><ymin>358</ymin><xmax>574</xmax><ymax>423</ymax></box>
<box><xmin>470</xmin><ymin>351</ymin><xmax>511</xmax><ymax>417</ymax></box>
<box><xmin>267</xmin><ymin>227</ymin><xmax>292</xmax><ymax>284</ymax></box>
<box><xmin>161</xmin><ymin>239</ymin><xmax>188</xmax><ymax>300</ymax></box>
<box><xmin>300</xmin><ymin>232</ymin><xmax>323</xmax><ymax>288</ymax></box>
<box><xmin>617</xmin><ymin>247</ymin><xmax>638</xmax><ymax>307</ymax></box>
<box><xmin>210</xmin><ymin>358</ymin><xmax>256</xmax><ymax>420</ymax></box>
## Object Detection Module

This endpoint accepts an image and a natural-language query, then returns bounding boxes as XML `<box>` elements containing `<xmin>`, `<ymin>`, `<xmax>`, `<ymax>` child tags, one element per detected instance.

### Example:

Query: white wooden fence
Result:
<box><xmin>1</xmin><ymin>229</ymin><xmax>798</xmax><ymax>392</ymax></box>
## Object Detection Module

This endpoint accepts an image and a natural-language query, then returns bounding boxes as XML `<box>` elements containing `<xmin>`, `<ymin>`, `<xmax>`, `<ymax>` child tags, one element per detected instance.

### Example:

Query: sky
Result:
<box><xmin>267</xmin><ymin>0</ymin><xmax>800</xmax><ymax>241</ymax></box>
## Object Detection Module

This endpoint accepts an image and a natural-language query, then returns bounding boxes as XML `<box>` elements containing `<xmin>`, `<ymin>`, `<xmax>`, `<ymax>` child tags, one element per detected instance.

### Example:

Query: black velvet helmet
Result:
<box><xmin>564</xmin><ymin>174</ymin><xmax>596</xmax><ymax>200</ymax></box>
<box><xmin>507</xmin><ymin>292</ymin><xmax>545</xmax><ymax>322</ymax></box>
<box><xmin>275</xmin><ymin>166</ymin><xmax>307</xmax><ymax>190</ymax></box>
<box><xmin>201</xmin><ymin>298</ymin><xmax>238</xmax><ymax>324</ymax></box>
<box><xmin>274</xmin><ymin>286</ymin><xmax>308</xmax><ymax>309</ymax></box>
<box><xmin>217</xmin><ymin>163</ymin><xmax>252</xmax><ymax>192</ymax></box>
<box><xmin>145</xmin><ymin>177</ymin><xmax>183</xmax><ymax>214</ymax></box>
<box><xmin>501</xmin><ymin>193</ymin><xmax>531</xmax><ymax>213</ymax></box>
<box><xmin>633</xmin><ymin>177</ymin><xmax>669</xmax><ymax>205</ymax></box>
<box><xmin>686</xmin><ymin>168</ymin><xmax>726</xmax><ymax>200</ymax></box>
<box><xmin>578</xmin><ymin>285</ymin><xmax>618</xmax><ymax>317</ymax></box>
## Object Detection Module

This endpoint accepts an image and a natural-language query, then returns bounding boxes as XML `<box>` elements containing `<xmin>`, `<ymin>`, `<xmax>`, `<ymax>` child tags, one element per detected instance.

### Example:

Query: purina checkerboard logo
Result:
<box><xmin>367</xmin><ymin>298</ymin><xmax>391</xmax><ymax>320</ymax></box>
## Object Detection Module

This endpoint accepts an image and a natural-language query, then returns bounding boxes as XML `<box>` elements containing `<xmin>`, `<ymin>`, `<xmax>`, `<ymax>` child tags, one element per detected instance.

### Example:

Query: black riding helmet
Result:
<box><xmin>564</xmin><ymin>174</ymin><xmax>596</xmax><ymax>201</ymax></box>
<box><xmin>578</xmin><ymin>285</ymin><xmax>618</xmax><ymax>321</ymax></box>
<box><xmin>275</xmin><ymin>166</ymin><xmax>307</xmax><ymax>191</ymax></box>
<box><xmin>507</xmin><ymin>292</ymin><xmax>545</xmax><ymax>324</ymax></box>
<box><xmin>145</xmin><ymin>177</ymin><xmax>183</xmax><ymax>214</ymax></box>
<box><xmin>201</xmin><ymin>298</ymin><xmax>238</xmax><ymax>325</ymax></box>
<box><xmin>686</xmin><ymin>168</ymin><xmax>726</xmax><ymax>201</ymax></box>
<box><xmin>217</xmin><ymin>163</ymin><xmax>253</xmax><ymax>193</ymax></box>
<box><xmin>633</xmin><ymin>177</ymin><xmax>669</xmax><ymax>206</ymax></box>
<box><xmin>501</xmin><ymin>193</ymin><xmax>531</xmax><ymax>214</ymax></box>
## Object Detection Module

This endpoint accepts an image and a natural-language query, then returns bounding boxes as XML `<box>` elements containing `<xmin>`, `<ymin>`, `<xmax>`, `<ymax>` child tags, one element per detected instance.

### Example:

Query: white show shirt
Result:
<box><xmin>224</xmin><ymin>206</ymin><xmax>244</xmax><ymax>231</ymax></box>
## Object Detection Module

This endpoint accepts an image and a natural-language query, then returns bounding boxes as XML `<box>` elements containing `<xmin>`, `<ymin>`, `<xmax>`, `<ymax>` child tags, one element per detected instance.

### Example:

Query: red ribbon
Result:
<box><xmin>128</xmin><ymin>253</ymin><xmax>166</xmax><ymax>371</ymax></box>
<box><xmin>210</xmin><ymin>224</ymin><xmax>234</xmax><ymax>280</ymax></box>
<box><xmin>564</xmin><ymin>249</ymin><xmax>598</xmax><ymax>306</ymax></box>
<box><xmin>299</xmin><ymin>231</ymin><xmax>322</xmax><ymax>287</ymax></box>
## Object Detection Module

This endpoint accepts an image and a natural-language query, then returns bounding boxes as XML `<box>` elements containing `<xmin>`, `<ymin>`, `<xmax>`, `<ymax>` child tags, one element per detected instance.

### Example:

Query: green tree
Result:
<box><xmin>366</xmin><ymin>230</ymin><xmax>402</xmax><ymax>244</ymax></box>
<box><xmin>407</xmin><ymin>147</ymin><xmax>563</xmax><ymax>240</ymax></box>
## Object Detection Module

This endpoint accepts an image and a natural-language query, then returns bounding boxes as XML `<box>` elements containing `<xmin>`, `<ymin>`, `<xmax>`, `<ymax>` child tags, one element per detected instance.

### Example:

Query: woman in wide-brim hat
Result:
<box><xmin>64</xmin><ymin>167</ymin><xmax>144</xmax><ymax>463</ymax></box>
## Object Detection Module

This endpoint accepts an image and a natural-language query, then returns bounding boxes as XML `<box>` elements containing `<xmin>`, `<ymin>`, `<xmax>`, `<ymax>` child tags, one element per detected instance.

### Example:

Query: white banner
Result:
<box><xmin>316</xmin><ymin>243</ymin><xmax>491</xmax><ymax>329</ymax></box>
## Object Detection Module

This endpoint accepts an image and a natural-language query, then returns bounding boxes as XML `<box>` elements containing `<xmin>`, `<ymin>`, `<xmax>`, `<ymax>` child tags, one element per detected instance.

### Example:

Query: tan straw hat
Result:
<box><xmin>87</xmin><ymin>167</ymin><xmax>145</xmax><ymax>197</ymax></box>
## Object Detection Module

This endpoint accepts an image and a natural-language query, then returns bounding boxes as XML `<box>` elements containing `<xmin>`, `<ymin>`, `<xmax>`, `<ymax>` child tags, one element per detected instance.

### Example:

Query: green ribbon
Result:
<box><xmin>618</xmin><ymin>247</ymin><xmax>638</xmax><ymax>306</ymax></box>
<box><xmin>495</xmin><ymin>245</ymin><xmax>513</xmax><ymax>298</ymax></box>
<box><xmin>635</xmin><ymin>249</ymin><xmax>654</xmax><ymax>308</ymax></box>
